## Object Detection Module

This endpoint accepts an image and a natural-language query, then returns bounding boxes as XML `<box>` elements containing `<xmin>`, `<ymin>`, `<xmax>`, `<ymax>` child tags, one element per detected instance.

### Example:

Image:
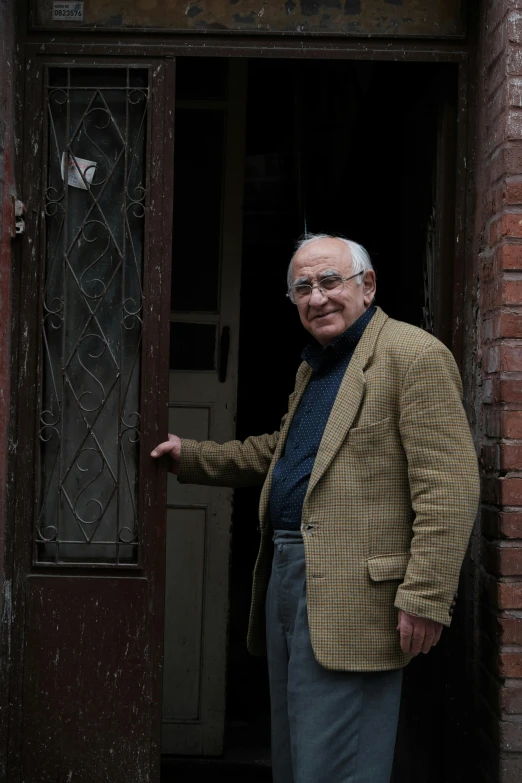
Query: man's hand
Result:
<box><xmin>150</xmin><ymin>433</ymin><xmax>181</xmax><ymax>474</ymax></box>
<box><xmin>396</xmin><ymin>610</ymin><xmax>443</xmax><ymax>655</ymax></box>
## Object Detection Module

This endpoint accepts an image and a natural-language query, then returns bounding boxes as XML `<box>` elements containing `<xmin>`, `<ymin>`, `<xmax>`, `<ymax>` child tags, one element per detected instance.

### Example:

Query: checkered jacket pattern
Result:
<box><xmin>179</xmin><ymin>308</ymin><xmax>480</xmax><ymax>671</ymax></box>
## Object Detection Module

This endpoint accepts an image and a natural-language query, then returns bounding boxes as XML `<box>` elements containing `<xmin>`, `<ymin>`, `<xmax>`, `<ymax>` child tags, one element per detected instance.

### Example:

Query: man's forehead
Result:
<box><xmin>292</xmin><ymin>240</ymin><xmax>352</xmax><ymax>276</ymax></box>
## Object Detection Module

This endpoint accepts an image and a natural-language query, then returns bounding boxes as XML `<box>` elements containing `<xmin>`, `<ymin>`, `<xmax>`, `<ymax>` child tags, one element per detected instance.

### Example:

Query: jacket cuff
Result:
<box><xmin>177</xmin><ymin>439</ymin><xmax>202</xmax><ymax>484</ymax></box>
<box><xmin>394</xmin><ymin>588</ymin><xmax>453</xmax><ymax>627</ymax></box>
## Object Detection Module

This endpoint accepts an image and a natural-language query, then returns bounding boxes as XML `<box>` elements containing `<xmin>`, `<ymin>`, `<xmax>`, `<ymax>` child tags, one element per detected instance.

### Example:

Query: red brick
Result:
<box><xmin>502</xmin><ymin>278</ymin><xmax>522</xmax><ymax>304</ymax></box>
<box><xmin>490</xmin><ymin>545</ymin><xmax>522</xmax><ymax>576</ymax></box>
<box><xmin>500</xmin><ymin>443</ymin><xmax>522</xmax><ymax>471</ymax></box>
<box><xmin>507</xmin><ymin>109</ymin><xmax>522</xmax><ymax>142</ymax></box>
<box><xmin>501</xmin><ymin>378</ymin><xmax>522</xmax><ymax>403</ymax></box>
<box><xmin>497</xmin><ymin>242</ymin><xmax>522</xmax><ymax>270</ymax></box>
<box><xmin>484</xmin><ymin>510</ymin><xmax>522</xmax><ymax>540</ymax></box>
<box><xmin>500</xmin><ymin>717</ymin><xmax>522</xmax><ymax>749</ymax></box>
<box><xmin>501</xmin><ymin>342</ymin><xmax>522</xmax><ymax>370</ymax></box>
<box><xmin>490</xmin><ymin>143</ymin><xmax>522</xmax><ymax>184</ymax></box>
<box><xmin>497</xmin><ymin>581</ymin><xmax>522</xmax><ymax>609</ymax></box>
<box><xmin>500</xmin><ymin>477</ymin><xmax>522</xmax><ymax>505</ymax></box>
<box><xmin>502</xmin><ymin>410</ymin><xmax>522</xmax><ymax>438</ymax></box>
<box><xmin>508</xmin><ymin>78</ymin><xmax>522</xmax><ymax>111</ymax></box>
<box><xmin>497</xmin><ymin>311</ymin><xmax>522</xmax><ymax>338</ymax></box>
<box><xmin>504</xmin><ymin>180</ymin><xmax>522</xmax><ymax>205</ymax></box>
<box><xmin>503</xmin><ymin>512</ymin><xmax>522</xmax><ymax>538</ymax></box>
<box><xmin>501</xmin><ymin>680</ymin><xmax>522</xmax><ymax>714</ymax></box>
<box><xmin>499</xmin><ymin>617</ymin><xmax>522</xmax><ymax>646</ymax></box>
<box><xmin>500</xmin><ymin>651</ymin><xmax>522</xmax><ymax>678</ymax></box>
<box><xmin>500</xmin><ymin>752</ymin><xmax>522</xmax><ymax>783</ymax></box>
<box><xmin>508</xmin><ymin>10</ymin><xmax>522</xmax><ymax>45</ymax></box>
<box><xmin>508</xmin><ymin>44</ymin><xmax>522</xmax><ymax>78</ymax></box>
<box><xmin>490</xmin><ymin>214</ymin><xmax>522</xmax><ymax>245</ymax></box>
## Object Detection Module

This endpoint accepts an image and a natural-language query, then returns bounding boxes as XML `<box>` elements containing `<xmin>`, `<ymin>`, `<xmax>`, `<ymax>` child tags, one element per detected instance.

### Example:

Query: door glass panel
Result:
<box><xmin>171</xmin><ymin>108</ymin><xmax>225</xmax><ymax>312</ymax></box>
<box><xmin>37</xmin><ymin>66</ymin><xmax>149</xmax><ymax>565</ymax></box>
<box><xmin>169</xmin><ymin>323</ymin><xmax>217</xmax><ymax>371</ymax></box>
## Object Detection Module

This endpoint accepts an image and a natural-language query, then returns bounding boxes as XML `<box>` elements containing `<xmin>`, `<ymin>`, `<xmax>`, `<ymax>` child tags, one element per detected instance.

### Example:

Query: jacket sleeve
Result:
<box><xmin>394</xmin><ymin>343</ymin><xmax>480</xmax><ymax>626</ymax></box>
<box><xmin>177</xmin><ymin>414</ymin><xmax>288</xmax><ymax>489</ymax></box>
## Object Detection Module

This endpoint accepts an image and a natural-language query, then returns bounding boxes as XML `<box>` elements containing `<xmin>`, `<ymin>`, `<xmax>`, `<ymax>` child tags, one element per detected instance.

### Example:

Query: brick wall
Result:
<box><xmin>478</xmin><ymin>2</ymin><xmax>522</xmax><ymax>780</ymax></box>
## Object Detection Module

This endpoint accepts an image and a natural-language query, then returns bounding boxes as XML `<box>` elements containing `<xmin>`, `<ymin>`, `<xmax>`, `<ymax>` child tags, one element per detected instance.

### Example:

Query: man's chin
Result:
<box><xmin>312</xmin><ymin>324</ymin><xmax>342</xmax><ymax>346</ymax></box>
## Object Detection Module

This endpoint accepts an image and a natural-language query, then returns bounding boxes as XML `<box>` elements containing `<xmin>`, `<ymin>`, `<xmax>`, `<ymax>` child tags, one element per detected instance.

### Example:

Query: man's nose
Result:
<box><xmin>309</xmin><ymin>285</ymin><xmax>328</xmax><ymax>305</ymax></box>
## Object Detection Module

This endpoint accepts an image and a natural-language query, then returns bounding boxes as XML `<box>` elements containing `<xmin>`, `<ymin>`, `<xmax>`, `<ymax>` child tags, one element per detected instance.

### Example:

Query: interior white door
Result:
<box><xmin>162</xmin><ymin>59</ymin><xmax>247</xmax><ymax>756</ymax></box>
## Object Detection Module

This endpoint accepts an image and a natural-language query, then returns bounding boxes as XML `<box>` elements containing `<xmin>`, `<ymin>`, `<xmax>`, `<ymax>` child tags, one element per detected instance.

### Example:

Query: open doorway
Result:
<box><xmin>163</xmin><ymin>55</ymin><xmax>457</xmax><ymax>780</ymax></box>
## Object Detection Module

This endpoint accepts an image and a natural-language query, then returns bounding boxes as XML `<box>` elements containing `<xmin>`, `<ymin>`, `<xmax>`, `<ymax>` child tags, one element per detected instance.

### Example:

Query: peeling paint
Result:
<box><xmin>31</xmin><ymin>0</ymin><xmax>465</xmax><ymax>36</ymax></box>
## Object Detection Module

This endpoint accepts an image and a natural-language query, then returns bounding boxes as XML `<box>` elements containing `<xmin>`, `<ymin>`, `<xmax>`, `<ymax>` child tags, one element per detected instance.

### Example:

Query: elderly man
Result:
<box><xmin>152</xmin><ymin>235</ymin><xmax>480</xmax><ymax>783</ymax></box>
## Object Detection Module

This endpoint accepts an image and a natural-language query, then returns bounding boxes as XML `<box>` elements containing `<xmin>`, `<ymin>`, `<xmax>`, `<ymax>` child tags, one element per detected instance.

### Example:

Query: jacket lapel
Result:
<box><xmin>305</xmin><ymin>307</ymin><xmax>388</xmax><ymax>499</ymax></box>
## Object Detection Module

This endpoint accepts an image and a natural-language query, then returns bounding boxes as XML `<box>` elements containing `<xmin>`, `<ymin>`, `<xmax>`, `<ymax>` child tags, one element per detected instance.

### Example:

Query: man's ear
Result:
<box><xmin>362</xmin><ymin>271</ymin><xmax>377</xmax><ymax>305</ymax></box>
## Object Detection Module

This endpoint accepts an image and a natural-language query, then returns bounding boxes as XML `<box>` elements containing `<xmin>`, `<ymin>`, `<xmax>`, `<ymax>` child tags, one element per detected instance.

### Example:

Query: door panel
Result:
<box><xmin>22</xmin><ymin>576</ymin><xmax>151</xmax><ymax>779</ymax></box>
<box><xmin>162</xmin><ymin>60</ymin><xmax>247</xmax><ymax>756</ymax></box>
<box><xmin>10</xmin><ymin>52</ymin><xmax>174</xmax><ymax>782</ymax></box>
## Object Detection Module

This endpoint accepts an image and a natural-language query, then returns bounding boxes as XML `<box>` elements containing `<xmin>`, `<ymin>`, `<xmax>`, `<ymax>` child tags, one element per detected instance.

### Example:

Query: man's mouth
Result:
<box><xmin>313</xmin><ymin>310</ymin><xmax>339</xmax><ymax>321</ymax></box>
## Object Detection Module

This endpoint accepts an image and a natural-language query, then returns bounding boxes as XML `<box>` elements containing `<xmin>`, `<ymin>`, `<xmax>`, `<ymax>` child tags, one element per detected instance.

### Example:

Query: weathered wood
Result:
<box><xmin>31</xmin><ymin>0</ymin><xmax>465</xmax><ymax>37</ymax></box>
<box><xmin>7</xmin><ymin>53</ymin><xmax>175</xmax><ymax>783</ymax></box>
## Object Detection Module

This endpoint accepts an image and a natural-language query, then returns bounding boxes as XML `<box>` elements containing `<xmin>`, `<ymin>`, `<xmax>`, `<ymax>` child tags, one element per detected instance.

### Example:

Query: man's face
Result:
<box><xmin>291</xmin><ymin>238</ymin><xmax>376</xmax><ymax>347</ymax></box>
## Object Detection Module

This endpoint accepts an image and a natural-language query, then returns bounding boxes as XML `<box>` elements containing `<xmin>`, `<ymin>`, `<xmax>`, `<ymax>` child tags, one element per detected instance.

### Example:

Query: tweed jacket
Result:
<box><xmin>178</xmin><ymin>307</ymin><xmax>480</xmax><ymax>671</ymax></box>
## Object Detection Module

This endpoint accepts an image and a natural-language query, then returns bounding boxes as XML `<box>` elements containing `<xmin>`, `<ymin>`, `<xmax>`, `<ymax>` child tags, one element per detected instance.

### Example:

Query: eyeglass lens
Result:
<box><xmin>293</xmin><ymin>275</ymin><xmax>344</xmax><ymax>300</ymax></box>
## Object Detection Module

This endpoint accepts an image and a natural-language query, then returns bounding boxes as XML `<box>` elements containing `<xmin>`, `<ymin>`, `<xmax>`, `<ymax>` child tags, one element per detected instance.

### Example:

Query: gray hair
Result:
<box><xmin>287</xmin><ymin>234</ymin><xmax>374</xmax><ymax>290</ymax></box>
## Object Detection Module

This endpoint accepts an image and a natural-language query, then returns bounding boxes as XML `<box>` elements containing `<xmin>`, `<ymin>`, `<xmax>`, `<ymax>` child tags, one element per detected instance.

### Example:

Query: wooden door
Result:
<box><xmin>162</xmin><ymin>59</ymin><xmax>247</xmax><ymax>756</ymax></box>
<box><xmin>8</xmin><ymin>51</ymin><xmax>174</xmax><ymax>782</ymax></box>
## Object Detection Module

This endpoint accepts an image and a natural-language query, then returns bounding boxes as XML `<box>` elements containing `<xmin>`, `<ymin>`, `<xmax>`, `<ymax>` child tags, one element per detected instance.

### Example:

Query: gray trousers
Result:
<box><xmin>266</xmin><ymin>530</ymin><xmax>403</xmax><ymax>783</ymax></box>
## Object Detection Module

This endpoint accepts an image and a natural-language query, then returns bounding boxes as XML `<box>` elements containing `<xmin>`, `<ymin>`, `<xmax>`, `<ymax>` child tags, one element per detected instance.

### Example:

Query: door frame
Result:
<box><xmin>13</xmin><ymin>35</ymin><xmax>471</xmax><ymax>362</ymax></box>
<box><xmin>4</xmin><ymin>32</ymin><xmax>472</xmax><ymax>780</ymax></box>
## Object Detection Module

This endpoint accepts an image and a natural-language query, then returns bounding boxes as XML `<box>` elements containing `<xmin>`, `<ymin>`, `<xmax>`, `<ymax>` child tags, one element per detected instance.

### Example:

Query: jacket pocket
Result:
<box><xmin>347</xmin><ymin>417</ymin><xmax>392</xmax><ymax>444</ymax></box>
<box><xmin>367</xmin><ymin>552</ymin><xmax>410</xmax><ymax>582</ymax></box>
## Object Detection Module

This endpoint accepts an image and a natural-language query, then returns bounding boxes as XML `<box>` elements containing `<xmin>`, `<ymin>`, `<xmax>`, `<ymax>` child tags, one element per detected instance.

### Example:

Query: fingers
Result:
<box><xmin>397</xmin><ymin>610</ymin><xmax>414</xmax><ymax>654</ymax></box>
<box><xmin>150</xmin><ymin>434</ymin><xmax>181</xmax><ymax>460</ymax></box>
<box><xmin>421</xmin><ymin>627</ymin><xmax>436</xmax><ymax>655</ymax></box>
<box><xmin>150</xmin><ymin>440</ymin><xmax>175</xmax><ymax>458</ymax></box>
<box><xmin>397</xmin><ymin>611</ymin><xmax>444</xmax><ymax>656</ymax></box>
<box><xmin>433</xmin><ymin>625</ymin><xmax>443</xmax><ymax>646</ymax></box>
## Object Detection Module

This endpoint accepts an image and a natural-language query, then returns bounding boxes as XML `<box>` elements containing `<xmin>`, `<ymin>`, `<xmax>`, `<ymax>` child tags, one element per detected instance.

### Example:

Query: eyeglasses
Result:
<box><xmin>287</xmin><ymin>271</ymin><xmax>364</xmax><ymax>304</ymax></box>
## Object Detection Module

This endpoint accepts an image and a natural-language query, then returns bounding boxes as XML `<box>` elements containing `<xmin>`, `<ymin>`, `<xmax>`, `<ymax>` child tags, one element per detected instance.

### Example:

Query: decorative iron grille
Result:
<box><xmin>37</xmin><ymin>67</ymin><xmax>149</xmax><ymax>565</ymax></box>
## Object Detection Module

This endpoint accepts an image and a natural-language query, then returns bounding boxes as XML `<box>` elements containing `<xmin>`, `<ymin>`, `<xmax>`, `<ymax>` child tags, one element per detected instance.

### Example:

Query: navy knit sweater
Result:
<box><xmin>269</xmin><ymin>306</ymin><xmax>375</xmax><ymax>531</ymax></box>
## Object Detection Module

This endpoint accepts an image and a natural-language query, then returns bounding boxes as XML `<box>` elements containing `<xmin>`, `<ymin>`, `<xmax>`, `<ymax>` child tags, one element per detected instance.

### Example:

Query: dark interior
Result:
<box><xmin>171</xmin><ymin>55</ymin><xmax>458</xmax><ymax>775</ymax></box>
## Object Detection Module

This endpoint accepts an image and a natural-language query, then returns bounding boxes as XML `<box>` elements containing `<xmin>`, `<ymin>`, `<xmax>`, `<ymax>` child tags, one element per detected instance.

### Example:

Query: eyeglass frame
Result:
<box><xmin>286</xmin><ymin>270</ymin><xmax>365</xmax><ymax>304</ymax></box>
